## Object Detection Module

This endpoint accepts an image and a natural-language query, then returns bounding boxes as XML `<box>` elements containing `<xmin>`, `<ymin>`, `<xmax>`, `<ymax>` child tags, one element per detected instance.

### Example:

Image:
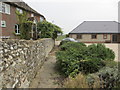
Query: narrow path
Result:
<box><xmin>30</xmin><ymin>41</ymin><xmax>63</xmax><ymax>88</ymax></box>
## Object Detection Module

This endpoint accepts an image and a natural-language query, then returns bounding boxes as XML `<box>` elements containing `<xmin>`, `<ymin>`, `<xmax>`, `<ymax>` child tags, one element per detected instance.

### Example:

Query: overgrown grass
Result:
<box><xmin>64</xmin><ymin>73</ymin><xmax>101</xmax><ymax>88</ymax></box>
<box><xmin>56</xmin><ymin>35</ymin><xmax>66</xmax><ymax>41</ymax></box>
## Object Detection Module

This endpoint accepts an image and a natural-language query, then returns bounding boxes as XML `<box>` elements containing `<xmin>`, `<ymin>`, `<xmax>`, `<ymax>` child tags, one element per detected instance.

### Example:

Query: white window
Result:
<box><xmin>2</xmin><ymin>3</ymin><xmax>5</xmax><ymax>13</ymax></box>
<box><xmin>15</xmin><ymin>24</ymin><xmax>20</xmax><ymax>34</ymax></box>
<box><xmin>0</xmin><ymin>2</ymin><xmax>2</xmax><ymax>12</ymax></box>
<box><xmin>5</xmin><ymin>4</ymin><xmax>10</xmax><ymax>14</ymax></box>
<box><xmin>1</xmin><ymin>21</ymin><xmax>6</xmax><ymax>27</ymax></box>
<box><xmin>0</xmin><ymin>2</ymin><xmax>10</xmax><ymax>14</ymax></box>
<box><xmin>31</xmin><ymin>13</ymin><xmax>34</xmax><ymax>17</ymax></box>
<box><xmin>16</xmin><ymin>8</ymin><xmax>23</xmax><ymax>14</ymax></box>
<box><xmin>40</xmin><ymin>17</ymin><xmax>44</xmax><ymax>22</ymax></box>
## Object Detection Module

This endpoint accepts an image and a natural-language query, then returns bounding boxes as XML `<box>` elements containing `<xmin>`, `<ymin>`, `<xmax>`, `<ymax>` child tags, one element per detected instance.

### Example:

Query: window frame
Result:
<box><xmin>1</xmin><ymin>20</ymin><xmax>6</xmax><ymax>27</ymax></box>
<box><xmin>2</xmin><ymin>3</ymin><xmax>5</xmax><ymax>13</ymax></box>
<box><xmin>91</xmin><ymin>34</ymin><xmax>97</xmax><ymax>39</ymax></box>
<box><xmin>15</xmin><ymin>24</ymin><xmax>20</xmax><ymax>34</ymax></box>
<box><xmin>0</xmin><ymin>3</ymin><xmax>10</xmax><ymax>14</ymax></box>
<box><xmin>103</xmin><ymin>34</ymin><xmax>107</xmax><ymax>39</ymax></box>
<box><xmin>77</xmin><ymin>34</ymin><xmax>82</xmax><ymax>39</ymax></box>
<box><xmin>5</xmin><ymin>4</ymin><xmax>10</xmax><ymax>14</ymax></box>
<box><xmin>0</xmin><ymin>2</ymin><xmax>2</xmax><ymax>12</ymax></box>
<box><xmin>31</xmin><ymin>13</ymin><xmax>34</xmax><ymax>17</ymax></box>
<box><xmin>40</xmin><ymin>16</ymin><xmax>44</xmax><ymax>22</ymax></box>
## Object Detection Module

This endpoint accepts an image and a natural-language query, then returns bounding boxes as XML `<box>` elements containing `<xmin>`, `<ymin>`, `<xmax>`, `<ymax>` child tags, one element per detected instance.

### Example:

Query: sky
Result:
<box><xmin>23</xmin><ymin>0</ymin><xmax>119</xmax><ymax>34</ymax></box>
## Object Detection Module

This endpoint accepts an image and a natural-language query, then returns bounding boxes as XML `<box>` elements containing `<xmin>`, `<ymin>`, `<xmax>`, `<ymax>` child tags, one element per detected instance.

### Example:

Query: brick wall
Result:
<box><xmin>1</xmin><ymin>3</ymin><xmax>41</xmax><ymax>39</ymax></box>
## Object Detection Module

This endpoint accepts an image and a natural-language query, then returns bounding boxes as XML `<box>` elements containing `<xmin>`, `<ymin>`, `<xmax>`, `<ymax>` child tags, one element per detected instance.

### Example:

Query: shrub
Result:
<box><xmin>104</xmin><ymin>60</ymin><xmax>119</xmax><ymax>68</ymax></box>
<box><xmin>60</xmin><ymin>42</ymin><xmax>86</xmax><ymax>51</ymax></box>
<box><xmin>79</xmin><ymin>60</ymin><xmax>105</xmax><ymax>74</ymax></box>
<box><xmin>56</xmin><ymin>42</ymin><xmax>115</xmax><ymax>77</ymax></box>
<box><xmin>87</xmin><ymin>44</ymin><xmax>115</xmax><ymax>60</ymax></box>
<box><xmin>87</xmin><ymin>66</ymin><xmax>120</xmax><ymax>88</ymax></box>
<box><xmin>66</xmin><ymin>34</ymin><xmax>69</xmax><ymax>38</ymax></box>
<box><xmin>64</xmin><ymin>65</ymin><xmax>120</xmax><ymax>88</ymax></box>
<box><xmin>20</xmin><ymin>21</ymin><xmax>32</xmax><ymax>40</ymax></box>
<box><xmin>37</xmin><ymin>21</ymin><xmax>63</xmax><ymax>39</ymax></box>
<box><xmin>59</xmin><ymin>40</ymin><xmax>71</xmax><ymax>46</ymax></box>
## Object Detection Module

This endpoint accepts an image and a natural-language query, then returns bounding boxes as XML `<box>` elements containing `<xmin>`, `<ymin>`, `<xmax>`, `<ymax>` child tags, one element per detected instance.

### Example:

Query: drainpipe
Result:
<box><xmin>31</xmin><ymin>24</ymin><xmax>34</xmax><ymax>40</ymax></box>
<box><xmin>36</xmin><ymin>24</ymin><xmax>37</xmax><ymax>39</ymax></box>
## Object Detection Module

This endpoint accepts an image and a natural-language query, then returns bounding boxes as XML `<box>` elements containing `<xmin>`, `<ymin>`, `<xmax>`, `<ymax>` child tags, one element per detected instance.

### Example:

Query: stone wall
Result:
<box><xmin>0</xmin><ymin>38</ymin><xmax>55</xmax><ymax>88</ymax></box>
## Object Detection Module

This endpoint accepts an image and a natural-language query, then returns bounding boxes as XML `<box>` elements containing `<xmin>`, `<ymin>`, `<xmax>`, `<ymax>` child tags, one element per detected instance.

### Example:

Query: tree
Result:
<box><xmin>37</xmin><ymin>21</ymin><xmax>63</xmax><ymax>39</ymax></box>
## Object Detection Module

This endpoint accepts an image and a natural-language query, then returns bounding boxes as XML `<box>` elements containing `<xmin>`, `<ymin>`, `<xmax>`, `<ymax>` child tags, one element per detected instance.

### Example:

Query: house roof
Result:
<box><xmin>69</xmin><ymin>21</ymin><xmax>120</xmax><ymax>34</ymax></box>
<box><xmin>4</xmin><ymin>0</ymin><xmax>45</xmax><ymax>19</ymax></box>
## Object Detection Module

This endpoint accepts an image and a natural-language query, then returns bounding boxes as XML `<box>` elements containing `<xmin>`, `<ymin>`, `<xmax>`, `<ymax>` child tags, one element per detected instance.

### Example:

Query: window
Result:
<box><xmin>0</xmin><ymin>2</ymin><xmax>2</xmax><ymax>12</ymax></box>
<box><xmin>91</xmin><ymin>34</ymin><xmax>97</xmax><ymax>39</ymax></box>
<box><xmin>31</xmin><ymin>13</ymin><xmax>34</xmax><ymax>17</ymax></box>
<box><xmin>40</xmin><ymin>16</ymin><xmax>44</xmax><ymax>22</ymax></box>
<box><xmin>0</xmin><ymin>3</ymin><xmax>10</xmax><ymax>14</ymax></box>
<box><xmin>16</xmin><ymin>8</ymin><xmax>23</xmax><ymax>14</ymax></box>
<box><xmin>77</xmin><ymin>34</ymin><xmax>82</xmax><ymax>39</ymax></box>
<box><xmin>1</xmin><ymin>21</ymin><xmax>6</xmax><ymax>27</ymax></box>
<box><xmin>2</xmin><ymin>3</ymin><xmax>5</xmax><ymax>13</ymax></box>
<box><xmin>5</xmin><ymin>4</ymin><xmax>10</xmax><ymax>14</ymax></box>
<box><xmin>103</xmin><ymin>34</ymin><xmax>107</xmax><ymax>39</ymax></box>
<box><xmin>15</xmin><ymin>24</ymin><xmax>20</xmax><ymax>34</ymax></box>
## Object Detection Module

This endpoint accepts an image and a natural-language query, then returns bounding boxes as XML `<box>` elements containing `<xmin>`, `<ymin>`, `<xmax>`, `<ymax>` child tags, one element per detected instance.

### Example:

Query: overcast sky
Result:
<box><xmin>24</xmin><ymin>0</ymin><xmax>119</xmax><ymax>34</ymax></box>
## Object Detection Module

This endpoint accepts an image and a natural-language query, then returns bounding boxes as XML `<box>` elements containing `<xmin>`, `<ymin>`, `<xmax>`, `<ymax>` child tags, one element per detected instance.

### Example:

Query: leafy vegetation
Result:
<box><xmin>87</xmin><ymin>44</ymin><xmax>115</xmax><ymax>61</ymax></box>
<box><xmin>16</xmin><ymin>10</ymin><xmax>63</xmax><ymax>40</ymax></box>
<box><xmin>64</xmin><ymin>65</ymin><xmax>120</xmax><ymax>89</ymax></box>
<box><xmin>37</xmin><ymin>21</ymin><xmax>63</xmax><ymax>39</ymax></box>
<box><xmin>56</xmin><ymin>35</ymin><xmax>66</xmax><ymax>41</ymax></box>
<box><xmin>87</xmin><ymin>66</ymin><xmax>120</xmax><ymax>88</ymax></box>
<box><xmin>56</xmin><ymin>42</ymin><xmax>115</xmax><ymax>77</ymax></box>
<box><xmin>65</xmin><ymin>34</ymin><xmax>69</xmax><ymax>38</ymax></box>
<box><xmin>16</xmin><ymin>10</ymin><xmax>33</xmax><ymax>39</ymax></box>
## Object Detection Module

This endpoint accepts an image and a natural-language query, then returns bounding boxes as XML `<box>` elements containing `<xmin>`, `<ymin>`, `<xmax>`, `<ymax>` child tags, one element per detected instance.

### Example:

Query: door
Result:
<box><xmin>112</xmin><ymin>34</ymin><xmax>118</xmax><ymax>43</ymax></box>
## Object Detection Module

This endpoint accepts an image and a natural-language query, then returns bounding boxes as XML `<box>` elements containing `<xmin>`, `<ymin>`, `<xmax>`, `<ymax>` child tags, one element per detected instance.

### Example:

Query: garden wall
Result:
<box><xmin>0</xmin><ymin>38</ymin><xmax>55</xmax><ymax>88</ymax></box>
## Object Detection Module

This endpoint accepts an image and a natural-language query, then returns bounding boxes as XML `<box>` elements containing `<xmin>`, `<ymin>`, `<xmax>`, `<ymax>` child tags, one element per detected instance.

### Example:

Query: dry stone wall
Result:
<box><xmin>0</xmin><ymin>38</ymin><xmax>54</xmax><ymax>88</ymax></box>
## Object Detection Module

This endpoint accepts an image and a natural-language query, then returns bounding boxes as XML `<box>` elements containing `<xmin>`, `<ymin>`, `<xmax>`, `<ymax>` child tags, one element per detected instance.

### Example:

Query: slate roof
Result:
<box><xmin>4</xmin><ymin>0</ymin><xmax>45</xmax><ymax>19</ymax></box>
<box><xmin>69</xmin><ymin>21</ymin><xmax>120</xmax><ymax>34</ymax></box>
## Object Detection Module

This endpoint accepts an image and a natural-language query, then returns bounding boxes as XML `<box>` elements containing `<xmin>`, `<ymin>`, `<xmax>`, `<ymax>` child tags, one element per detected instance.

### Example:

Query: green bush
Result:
<box><xmin>87</xmin><ymin>66</ymin><xmax>120</xmax><ymax>88</ymax></box>
<box><xmin>79</xmin><ymin>60</ymin><xmax>105</xmax><ymax>74</ymax></box>
<box><xmin>20</xmin><ymin>21</ymin><xmax>32</xmax><ymax>40</ymax></box>
<box><xmin>59</xmin><ymin>41</ymin><xmax>71</xmax><ymax>46</ymax></box>
<box><xmin>37</xmin><ymin>21</ymin><xmax>63</xmax><ymax>39</ymax></box>
<box><xmin>56</xmin><ymin>42</ymin><xmax>115</xmax><ymax>77</ymax></box>
<box><xmin>87</xmin><ymin>44</ymin><xmax>115</xmax><ymax>61</ymax></box>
